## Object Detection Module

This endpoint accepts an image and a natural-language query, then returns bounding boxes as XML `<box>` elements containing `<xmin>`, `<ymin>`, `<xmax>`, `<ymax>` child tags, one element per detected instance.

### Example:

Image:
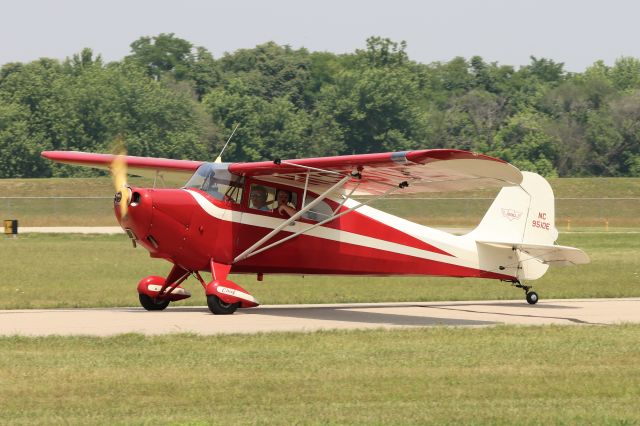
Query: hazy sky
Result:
<box><xmin>2</xmin><ymin>0</ymin><xmax>639</xmax><ymax>72</ymax></box>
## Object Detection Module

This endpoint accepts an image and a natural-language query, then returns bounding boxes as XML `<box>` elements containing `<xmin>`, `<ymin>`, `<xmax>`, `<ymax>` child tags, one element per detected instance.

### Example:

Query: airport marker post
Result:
<box><xmin>4</xmin><ymin>219</ymin><xmax>17</xmax><ymax>238</ymax></box>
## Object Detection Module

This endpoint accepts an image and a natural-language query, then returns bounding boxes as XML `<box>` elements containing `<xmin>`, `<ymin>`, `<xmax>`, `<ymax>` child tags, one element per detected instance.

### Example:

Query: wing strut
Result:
<box><xmin>334</xmin><ymin>182</ymin><xmax>360</xmax><ymax>214</ymax></box>
<box><xmin>233</xmin><ymin>180</ymin><xmax>407</xmax><ymax>263</ymax></box>
<box><xmin>234</xmin><ymin>173</ymin><xmax>354</xmax><ymax>263</ymax></box>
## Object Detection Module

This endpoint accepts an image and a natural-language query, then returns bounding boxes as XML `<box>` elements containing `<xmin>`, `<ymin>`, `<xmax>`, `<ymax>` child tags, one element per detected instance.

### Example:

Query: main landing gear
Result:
<box><xmin>136</xmin><ymin>261</ymin><xmax>260</xmax><ymax>314</ymax></box>
<box><xmin>139</xmin><ymin>293</ymin><xmax>171</xmax><ymax>311</ymax></box>
<box><xmin>136</xmin><ymin>266</ymin><xmax>193</xmax><ymax>312</ymax></box>
<box><xmin>206</xmin><ymin>294</ymin><xmax>240</xmax><ymax>315</ymax></box>
<box><xmin>511</xmin><ymin>280</ymin><xmax>539</xmax><ymax>305</ymax></box>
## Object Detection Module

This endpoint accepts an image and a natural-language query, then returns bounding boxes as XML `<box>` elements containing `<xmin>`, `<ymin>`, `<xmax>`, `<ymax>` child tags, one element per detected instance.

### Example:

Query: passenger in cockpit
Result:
<box><xmin>274</xmin><ymin>189</ymin><xmax>296</xmax><ymax>217</ymax></box>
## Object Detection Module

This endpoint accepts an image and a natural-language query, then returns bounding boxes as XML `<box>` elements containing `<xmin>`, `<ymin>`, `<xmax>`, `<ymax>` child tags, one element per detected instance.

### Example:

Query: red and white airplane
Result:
<box><xmin>42</xmin><ymin>149</ymin><xmax>589</xmax><ymax>314</ymax></box>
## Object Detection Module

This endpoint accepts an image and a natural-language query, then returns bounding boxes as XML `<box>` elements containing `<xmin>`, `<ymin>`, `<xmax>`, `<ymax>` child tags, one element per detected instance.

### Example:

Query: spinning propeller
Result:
<box><xmin>110</xmin><ymin>137</ymin><xmax>130</xmax><ymax>218</ymax></box>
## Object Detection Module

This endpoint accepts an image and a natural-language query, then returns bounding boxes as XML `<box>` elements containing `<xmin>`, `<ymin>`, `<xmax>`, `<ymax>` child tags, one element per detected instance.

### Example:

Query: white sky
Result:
<box><xmin>1</xmin><ymin>0</ymin><xmax>639</xmax><ymax>72</ymax></box>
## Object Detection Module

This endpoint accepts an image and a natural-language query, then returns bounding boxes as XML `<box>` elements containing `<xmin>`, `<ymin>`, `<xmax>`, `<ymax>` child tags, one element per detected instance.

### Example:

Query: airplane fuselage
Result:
<box><xmin>118</xmin><ymin>186</ymin><xmax>517</xmax><ymax>281</ymax></box>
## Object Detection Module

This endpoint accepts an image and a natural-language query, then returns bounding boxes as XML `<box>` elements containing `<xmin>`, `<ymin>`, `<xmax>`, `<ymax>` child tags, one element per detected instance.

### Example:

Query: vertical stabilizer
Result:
<box><xmin>468</xmin><ymin>172</ymin><xmax>558</xmax><ymax>244</ymax></box>
<box><xmin>468</xmin><ymin>172</ymin><xmax>559</xmax><ymax>280</ymax></box>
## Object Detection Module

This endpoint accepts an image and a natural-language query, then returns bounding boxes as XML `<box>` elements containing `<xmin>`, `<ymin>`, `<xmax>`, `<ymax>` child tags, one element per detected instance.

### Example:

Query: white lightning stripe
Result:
<box><xmin>184</xmin><ymin>189</ymin><xmax>480</xmax><ymax>269</ymax></box>
<box><xmin>147</xmin><ymin>285</ymin><xmax>190</xmax><ymax>296</ymax></box>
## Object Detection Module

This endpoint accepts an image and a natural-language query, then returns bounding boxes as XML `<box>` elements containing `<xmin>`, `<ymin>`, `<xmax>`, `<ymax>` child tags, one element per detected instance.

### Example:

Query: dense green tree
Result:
<box><xmin>127</xmin><ymin>33</ymin><xmax>194</xmax><ymax>80</ymax></box>
<box><xmin>524</xmin><ymin>56</ymin><xmax>566</xmax><ymax>84</ymax></box>
<box><xmin>203</xmin><ymin>85</ymin><xmax>342</xmax><ymax>161</ymax></box>
<box><xmin>315</xmin><ymin>39</ymin><xmax>427</xmax><ymax>154</ymax></box>
<box><xmin>608</xmin><ymin>91</ymin><xmax>640</xmax><ymax>176</ymax></box>
<box><xmin>0</xmin><ymin>54</ymin><xmax>209</xmax><ymax>177</ymax></box>
<box><xmin>610</xmin><ymin>57</ymin><xmax>640</xmax><ymax>91</ymax></box>
<box><xmin>2</xmin><ymin>35</ymin><xmax>640</xmax><ymax>178</ymax></box>
<box><xmin>0</xmin><ymin>102</ymin><xmax>48</xmax><ymax>178</ymax></box>
<box><xmin>355</xmin><ymin>37</ymin><xmax>408</xmax><ymax>68</ymax></box>
<box><xmin>217</xmin><ymin>42</ymin><xmax>312</xmax><ymax>108</ymax></box>
<box><xmin>492</xmin><ymin>111</ymin><xmax>559</xmax><ymax>177</ymax></box>
<box><xmin>188</xmin><ymin>47</ymin><xmax>221</xmax><ymax>100</ymax></box>
<box><xmin>583</xmin><ymin>111</ymin><xmax>624</xmax><ymax>176</ymax></box>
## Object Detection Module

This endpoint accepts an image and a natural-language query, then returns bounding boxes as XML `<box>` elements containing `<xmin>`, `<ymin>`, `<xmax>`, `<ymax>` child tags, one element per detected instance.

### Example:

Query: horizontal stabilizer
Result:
<box><xmin>477</xmin><ymin>241</ymin><xmax>590</xmax><ymax>266</ymax></box>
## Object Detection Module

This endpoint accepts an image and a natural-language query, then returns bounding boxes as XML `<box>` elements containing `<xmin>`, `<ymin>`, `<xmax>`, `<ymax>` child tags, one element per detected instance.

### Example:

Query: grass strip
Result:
<box><xmin>1</xmin><ymin>325</ymin><xmax>639</xmax><ymax>424</ymax></box>
<box><xmin>2</xmin><ymin>177</ymin><xmax>640</xmax><ymax>227</ymax></box>
<box><xmin>1</xmin><ymin>233</ymin><xmax>638</xmax><ymax>309</ymax></box>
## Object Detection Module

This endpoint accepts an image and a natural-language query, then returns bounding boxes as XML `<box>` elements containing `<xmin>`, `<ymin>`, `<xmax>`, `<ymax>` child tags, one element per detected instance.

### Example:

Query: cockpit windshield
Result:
<box><xmin>184</xmin><ymin>163</ymin><xmax>244</xmax><ymax>203</ymax></box>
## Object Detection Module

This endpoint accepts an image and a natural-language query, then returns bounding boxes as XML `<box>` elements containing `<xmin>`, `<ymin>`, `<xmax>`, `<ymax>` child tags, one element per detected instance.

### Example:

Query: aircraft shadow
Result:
<box><xmin>120</xmin><ymin>304</ymin><xmax>497</xmax><ymax>326</ymax></box>
<box><xmin>120</xmin><ymin>300</ymin><xmax>591</xmax><ymax>326</ymax></box>
<box><xmin>244</xmin><ymin>305</ymin><xmax>499</xmax><ymax>327</ymax></box>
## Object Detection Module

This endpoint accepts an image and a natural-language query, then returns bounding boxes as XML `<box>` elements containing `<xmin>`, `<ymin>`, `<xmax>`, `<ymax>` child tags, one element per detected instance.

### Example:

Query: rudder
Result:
<box><xmin>468</xmin><ymin>172</ymin><xmax>559</xmax><ymax>280</ymax></box>
<box><xmin>469</xmin><ymin>171</ymin><xmax>558</xmax><ymax>244</ymax></box>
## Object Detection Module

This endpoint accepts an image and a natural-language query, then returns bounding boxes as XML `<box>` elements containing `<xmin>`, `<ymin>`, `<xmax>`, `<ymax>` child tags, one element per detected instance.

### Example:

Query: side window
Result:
<box><xmin>247</xmin><ymin>184</ymin><xmax>301</xmax><ymax>217</ymax></box>
<box><xmin>249</xmin><ymin>184</ymin><xmax>275</xmax><ymax>212</ymax></box>
<box><xmin>302</xmin><ymin>196</ymin><xmax>333</xmax><ymax>222</ymax></box>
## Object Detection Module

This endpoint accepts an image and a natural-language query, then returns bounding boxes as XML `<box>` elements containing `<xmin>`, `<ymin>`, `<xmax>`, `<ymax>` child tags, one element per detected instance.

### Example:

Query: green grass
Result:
<box><xmin>2</xmin><ymin>177</ymin><xmax>639</xmax><ymax>425</ymax></box>
<box><xmin>2</xmin><ymin>177</ymin><xmax>640</xmax><ymax>227</ymax></box>
<box><xmin>5</xmin><ymin>176</ymin><xmax>636</xmax><ymax>198</ymax></box>
<box><xmin>1</xmin><ymin>233</ymin><xmax>638</xmax><ymax>309</ymax></box>
<box><xmin>369</xmin><ymin>197</ymin><xmax>640</xmax><ymax>228</ymax></box>
<box><xmin>1</xmin><ymin>325</ymin><xmax>639</xmax><ymax>424</ymax></box>
<box><xmin>0</xmin><ymin>177</ymin><xmax>151</xmax><ymax>197</ymax></box>
<box><xmin>0</xmin><ymin>177</ymin><xmax>148</xmax><ymax>226</ymax></box>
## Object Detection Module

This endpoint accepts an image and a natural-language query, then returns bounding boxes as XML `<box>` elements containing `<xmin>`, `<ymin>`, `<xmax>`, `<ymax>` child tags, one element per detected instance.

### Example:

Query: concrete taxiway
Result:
<box><xmin>1</xmin><ymin>298</ymin><xmax>638</xmax><ymax>336</ymax></box>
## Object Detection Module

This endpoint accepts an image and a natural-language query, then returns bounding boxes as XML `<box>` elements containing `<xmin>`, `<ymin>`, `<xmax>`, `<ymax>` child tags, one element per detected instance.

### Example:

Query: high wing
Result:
<box><xmin>42</xmin><ymin>148</ymin><xmax>522</xmax><ymax>195</ymax></box>
<box><xmin>229</xmin><ymin>149</ymin><xmax>523</xmax><ymax>195</ymax></box>
<box><xmin>41</xmin><ymin>151</ymin><xmax>203</xmax><ymax>185</ymax></box>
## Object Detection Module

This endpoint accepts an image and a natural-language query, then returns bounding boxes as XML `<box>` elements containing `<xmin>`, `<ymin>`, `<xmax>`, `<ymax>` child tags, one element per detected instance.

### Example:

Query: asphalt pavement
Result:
<box><xmin>2</xmin><ymin>298</ymin><xmax>638</xmax><ymax>336</ymax></box>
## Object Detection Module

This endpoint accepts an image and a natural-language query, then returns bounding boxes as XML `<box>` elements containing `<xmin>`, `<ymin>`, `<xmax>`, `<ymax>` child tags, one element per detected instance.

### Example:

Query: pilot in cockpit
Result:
<box><xmin>202</xmin><ymin>171</ymin><xmax>223</xmax><ymax>200</ymax></box>
<box><xmin>249</xmin><ymin>186</ymin><xmax>270</xmax><ymax>211</ymax></box>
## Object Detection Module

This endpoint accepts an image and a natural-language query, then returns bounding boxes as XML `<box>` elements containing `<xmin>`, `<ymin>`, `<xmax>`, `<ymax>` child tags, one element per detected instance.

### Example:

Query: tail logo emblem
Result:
<box><xmin>501</xmin><ymin>208</ymin><xmax>523</xmax><ymax>221</ymax></box>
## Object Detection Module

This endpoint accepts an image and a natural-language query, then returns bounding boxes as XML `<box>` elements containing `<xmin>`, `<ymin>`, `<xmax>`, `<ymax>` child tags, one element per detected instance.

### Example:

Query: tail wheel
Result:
<box><xmin>526</xmin><ymin>291</ymin><xmax>539</xmax><ymax>305</ymax></box>
<box><xmin>139</xmin><ymin>293</ymin><xmax>170</xmax><ymax>311</ymax></box>
<box><xmin>207</xmin><ymin>294</ymin><xmax>239</xmax><ymax>315</ymax></box>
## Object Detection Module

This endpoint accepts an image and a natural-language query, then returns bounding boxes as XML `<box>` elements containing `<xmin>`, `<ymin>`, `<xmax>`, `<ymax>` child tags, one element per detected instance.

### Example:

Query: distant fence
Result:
<box><xmin>2</xmin><ymin>196</ymin><xmax>639</xmax><ymax>229</ymax></box>
<box><xmin>367</xmin><ymin>197</ymin><xmax>640</xmax><ymax>229</ymax></box>
<box><xmin>1</xmin><ymin>197</ymin><xmax>115</xmax><ymax>227</ymax></box>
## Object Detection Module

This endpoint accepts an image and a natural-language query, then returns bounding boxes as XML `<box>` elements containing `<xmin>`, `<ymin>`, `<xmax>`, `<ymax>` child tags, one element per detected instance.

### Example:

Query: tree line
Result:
<box><xmin>1</xmin><ymin>33</ymin><xmax>639</xmax><ymax>178</ymax></box>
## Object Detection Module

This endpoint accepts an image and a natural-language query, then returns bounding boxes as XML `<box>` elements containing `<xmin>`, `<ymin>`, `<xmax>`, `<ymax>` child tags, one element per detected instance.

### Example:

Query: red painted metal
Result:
<box><xmin>41</xmin><ymin>151</ymin><xmax>203</xmax><ymax>173</ymax></box>
<box><xmin>136</xmin><ymin>275</ymin><xmax>191</xmax><ymax>302</ymax></box>
<box><xmin>119</xmin><ymin>186</ymin><xmax>515</xmax><ymax>282</ymax></box>
<box><xmin>228</xmin><ymin>149</ymin><xmax>506</xmax><ymax>176</ymax></box>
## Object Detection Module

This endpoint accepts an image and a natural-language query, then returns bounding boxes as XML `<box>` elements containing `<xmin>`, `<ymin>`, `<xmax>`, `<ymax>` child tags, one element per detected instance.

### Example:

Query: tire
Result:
<box><xmin>526</xmin><ymin>291</ymin><xmax>539</xmax><ymax>305</ymax></box>
<box><xmin>207</xmin><ymin>294</ymin><xmax>239</xmax><ymax>315</ymax></box>
<box><xmin>139</xmin><ymin>293</ymin><xmax>170</xmax><ymax>311</ymax></box>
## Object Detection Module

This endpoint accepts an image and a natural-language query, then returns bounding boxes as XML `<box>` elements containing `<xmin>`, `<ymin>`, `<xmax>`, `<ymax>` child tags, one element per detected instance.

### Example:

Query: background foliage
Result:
<box><xmin>1</xmin><ymin>33</ymin><xmax>639</xmax><ymax>178</ymax></box>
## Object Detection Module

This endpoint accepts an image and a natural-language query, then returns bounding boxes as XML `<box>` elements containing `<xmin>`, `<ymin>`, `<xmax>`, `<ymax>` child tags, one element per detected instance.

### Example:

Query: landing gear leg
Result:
<box><xmin>137</xmin><ymin>265</ymin><xmax>192</xmax><ymax>311</ymax></box>
<box><xmin>511</xmin><ymin>280</ymin><xmax>539</xmax><ymax>305</ymax></box>
<box><xmin>193</xmin><ymin>261</ymin><xmax>260</xmax><ymax>315</ymax></box>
